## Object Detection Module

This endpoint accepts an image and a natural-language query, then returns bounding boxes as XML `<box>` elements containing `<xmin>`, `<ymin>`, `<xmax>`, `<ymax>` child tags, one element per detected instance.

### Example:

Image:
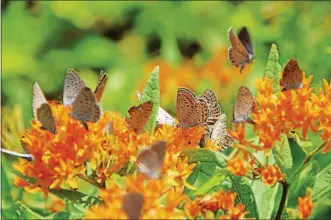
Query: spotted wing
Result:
<box><xmin>125</xmin><ymin>101</ymin><xmax>153</xmax><ymax>134</ymax></box>
<box><xmin>211</xmin><ymin>114</ymin><xmax>234</xmax><ymax>150</ymax></box>
<box><xmin>176</xmin><ymin>87</ymin><xmax>209</xmax><ymax>128</ymax></box>
<box><xmin>63</xmin><ymin>68</ymin><xmax>86</xmax><ymax>106</ymax></box>
<box><xmin>199</xmin><ymin>89</ymin><xmax>221</xmax><ymax>127</ymax></box>
<box><xmin>280</xmin><ymin>58</ymin><xmax>303</xmax><ymax>91</ymax></box>
<box><xmin>71</xmin><ymin>87</ymin><xmax>101</xmax><ymax>123</ymax></box>
<box><xmin>233</xmin><ymin>86</ymin><xmax>255</xmax><ymax>123</ymax></box>
<box><xmin>37</xmin><ymin>103</ymin><xmax>56</xmax><ymax>133</ymax></box>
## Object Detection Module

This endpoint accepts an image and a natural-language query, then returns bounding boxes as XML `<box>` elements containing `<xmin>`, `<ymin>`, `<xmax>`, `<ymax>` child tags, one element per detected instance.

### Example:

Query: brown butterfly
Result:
<box><xmin>125</xmin><ymin>101</ymin><xmax>153</xmax><ymax>134</ymax></box>
<box><xmin>71</xmin><ymin>87</ymin><xmax>101</xmax><ymax>130</ymax></box>
<box><xmin>63</xmin><ymin>68</ymin><xmax>86</xmax><ymax>106</ymax></box>
<box><xmin>176</xmin><ymin>87</ymin><xmax>209</xmax><ymax>128</ymax></box>
<box><xmin>32</xmin><ymin>82</ymin><xmax>56</xmax><ymax>133</ymax></box>
<box><xmin>199</xmin><ymin>89</ymin><xmax>221</xmax><ymax>128</ymax></box>
<box><xmin>136</xmin><ymin>141</ymin><xmax>166</xmax><ymax>179</ymax></box>
<box><xmin>210</xmin><ymin>114</ymin><xmax>234</xmax><ymax>151</ymax></box>
<box><xmin>228</xmin><ymin>27</ymin><xmax>254</xmax><ymax>74</ymax></box>
<box><xmin>233</xmin><ymin>86</ymin><xmax>255</xmax><ymax>123</ymax></box>
<box><xmin>94</xmin><ymin>71</ymin><xmax>108</xmax><ymax>103</ymax></box>
<box><xmin>280</xmin><ymin>58</ymin><xmax>303</xmax><ymax>91</ymax></box>
<box><xmin>122</xmin><ymin>192</ymin><xmax>144</xmax><ymax>220</ymax></box>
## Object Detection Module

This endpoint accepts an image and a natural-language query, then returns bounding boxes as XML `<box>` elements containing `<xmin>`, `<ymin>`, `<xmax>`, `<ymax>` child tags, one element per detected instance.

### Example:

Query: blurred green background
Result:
<box><xmin>2</xmin><ymin>1</ymin><xmax>331</xmax><ymax>125</ymax></box>
<box><xmin>2</xmin><ymin>1</ymin><xmax>331</xmax><ymax>219</ymax></box>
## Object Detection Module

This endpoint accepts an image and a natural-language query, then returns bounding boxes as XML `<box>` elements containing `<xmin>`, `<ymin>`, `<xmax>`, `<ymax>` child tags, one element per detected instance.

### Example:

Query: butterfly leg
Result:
<box><xmin>81</xmin><ymin>121</ymin><xmax>89</xmax><ymax>130</ymax></box>
<box><xmin>240</xmin><ymin>65</ymin><xmax>245</xmax><ymax>74</ymax></box>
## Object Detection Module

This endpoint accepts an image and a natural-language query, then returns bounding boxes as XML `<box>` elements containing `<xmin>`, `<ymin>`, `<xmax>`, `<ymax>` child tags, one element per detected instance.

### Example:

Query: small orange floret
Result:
<box><xmin>261</xmin><ymin>164</ymin><xmax>284</xmax><ymax>186</ymax></box>
<box><xmin>297</xmin><ymin>188</ymin><xmax>314</xmax><ymax>219</ymax></box>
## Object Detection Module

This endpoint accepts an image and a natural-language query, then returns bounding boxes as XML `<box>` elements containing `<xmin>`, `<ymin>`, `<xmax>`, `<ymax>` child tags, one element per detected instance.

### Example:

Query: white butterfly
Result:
<box><xmin>210</xmin><ymin>114</ymin><xmax>234</xmax><ymax>151</ymax></box>
<box><xmin>136</xmin><ymin>91</ymin><xmax>176</xmax><ymax>126</ymax></box>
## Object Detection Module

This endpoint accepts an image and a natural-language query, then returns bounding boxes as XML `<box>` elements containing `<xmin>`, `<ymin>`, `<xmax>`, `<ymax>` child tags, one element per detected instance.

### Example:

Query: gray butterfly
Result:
<box><xmin>63</xmin><ymin>68</ymin><xmax>86</xmax><ymax>106</ymax></box>
<box><xmin>122</xmin><ymin>192</ymin><xmax>144</xmax><ymax>220</ymax></box>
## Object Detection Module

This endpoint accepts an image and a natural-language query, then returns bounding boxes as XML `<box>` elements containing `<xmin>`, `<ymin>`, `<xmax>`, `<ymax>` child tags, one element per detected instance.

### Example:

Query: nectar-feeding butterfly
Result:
<box><xmin>233</xmin><ymin>86</ymin><xmax>255</xmax><ymax>124</ymax></box>
<box><xmin>136</xmin><ymin>141</ymin><xmax>166</xmax><ymax>179</ymax></box>
<box><xmin>71</xmin><ymin>87</ymin><xmax>101</xmax><ymax>130</ymax></box>
<box><xmin>32</xmin><ymin>82</ymin><xmax>56</xmax><ymax>133</ymax></box>
<box><xmin>136</xmin><ymin>91</ymin><xmax>176</xmax><ymax>126</ymax></box>
<box><xmin>280</xmin><ymin>58</ymin><xmax>303</xmax><ymax>91</ymax></box>
<box><xmin>199</xmin><ymin>89</ymin><xmax>221</xmax><ymax>128</ymax></box>
<box><xmin>63</xmin><ymin>68</ymin><xmax>86</xmax><ymax>106</ymax></box>
<box><xmin>125</xmin><ymin>101</ymin><xmax>153</xmax><ymax>134</ymax></box>
<box><xmin>228</xmin><ymin>26</ymin><xmax>254</xmax><ymax>74</ymax></box>
<box><xmin>122</xmin><ymin>192</ymin><xmax>144</xmax><ymax>220</ymax></box>
<box><xmin>176</xmin><ymin>87</ymin><xmax>209</xmax><ymax>128</ymax></box>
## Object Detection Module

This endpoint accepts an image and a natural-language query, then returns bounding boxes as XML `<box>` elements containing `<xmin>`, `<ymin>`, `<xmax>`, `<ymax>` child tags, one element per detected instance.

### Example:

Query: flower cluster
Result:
<box><xmin>287</xmin><ymin>188</ymin><xmax>314</xmax><ymax>219</ymax></box>
<box><xmin>184</xmin><ymin>189</ymin><xmax>249</xmax><ymax>219</ymax></box>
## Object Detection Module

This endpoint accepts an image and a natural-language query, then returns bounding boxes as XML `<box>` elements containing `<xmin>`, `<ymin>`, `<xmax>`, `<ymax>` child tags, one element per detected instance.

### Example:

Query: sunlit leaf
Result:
<box><xmin>312</xmin><ymin>163</ymin><xmax>331</xmax><ymax>202</ymax></box>
<box><xmin>193</xmin><ymin>170</ymin><xmax>228</xmax><ymax>196</ymax></box>
<box><xmin>272</xmin><ymin>134</ymin><xmax>293</xmax><ymax>178</ymax></box>
<box><xmin>264</xmin><ymin>43</ymin><xmax>281</xmax><ymax>92</ymax></box>
<box><xmin>140</xmin><ymin>66</ymin><xmax>160</xmax><ymax>134</ymax></box>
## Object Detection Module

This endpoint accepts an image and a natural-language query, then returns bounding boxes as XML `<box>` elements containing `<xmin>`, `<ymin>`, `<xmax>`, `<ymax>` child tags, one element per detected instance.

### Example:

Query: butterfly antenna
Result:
<box><xmin>1</xmin><ymin>148</ymin><xmax>34</xmax><ymax>161</ymax></box>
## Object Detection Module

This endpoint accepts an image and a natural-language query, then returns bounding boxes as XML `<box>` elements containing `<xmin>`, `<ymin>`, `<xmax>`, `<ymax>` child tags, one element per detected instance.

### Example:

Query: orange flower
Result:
<box><xmin>260</xmin><ymin>164</ymin><xmax>284</xmax><ymax>186</ymax></box>
<box><xmin>219</xmin><ymin>203</ymin><xmax>249</xmax><ymax>219</ymax></box>
<box><xmin>227</xmin><ymin>155</ymin><xmax>252</xmax><ymax>177</ymax></box>
<box><xmin>297</xmin><ymin>188</ymin><xmax>314</xmax><ymax>219</ymax></box>
<box><xmin>49</xmin><ymin>199</ymin><xmax>65</xmax><ymax>212</ymax></box>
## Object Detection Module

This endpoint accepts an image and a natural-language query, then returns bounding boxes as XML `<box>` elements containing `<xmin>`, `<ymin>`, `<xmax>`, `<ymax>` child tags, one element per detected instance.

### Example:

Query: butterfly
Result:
<box><xmin>122</xmin><ymin>192</ymin><xmax>144</xmax><ymax>220</ymax></box>
<box><xmin>125</xmin><ymin>101</ymin><xmax>153</xmax><ymax>134</ymax></box>
<box><xmin>103</xmin><ymin>121</ymin><xmax>113</xmax><ymax>135</ymax></box>
<box><xmin>210</xmin><ymin>114</ymin><xmax>235</xmax><ymax>151</ymax></box>
<box><xmin>94</xmin><ymin>71</ymin><xmax>108</xmax><ymax>103</ymax></box>
<box><xmin>199</xmin><ymin>89</ymin><xmax>221</xmax><ymax>128</ymax></box>
<box><xmin>136</xmin><ymin>91</ymin><xmax>176</xmax><ymax>126</ymax></box>
<box><xmin>280</xmin><ymin>58</ymin><xmax>303</xmax><ymax>91</ymax></box>
<box><xmin>136</xmin><ymin>141</ymin><xmax>166</xmax><ymax>179</ymax></box>
<box><xmin>63</xmin><ymin>68</ymin><xmax>108</xmax><ymax>106</ymax></box>
<box><xmin>63</xmin><ymin>68</ymin><xmax>86</xmax><ymax>106</ymax></box>
<box><xmin>71</xmin><ymin>87</ymin><xmax>101</xmax><ymax>130</ymax></box>
<box><xmin>176</xmin><ymin>87</ymin><xmax>209</xmax><ymax>128</ymax></box>
<box><xmin>233</xmin><ymin>86</ymin><xmax>255</xmax><ymax>123</ymax></box>
<box><xmin>33</xmin><ymin>82</ymin><xmax>56</xmax><ymax>133</ymax></box>
<box><xmin>228</xmin><ymin>26</ymin><xmax>254</xmax><ymax>74</ymax></box>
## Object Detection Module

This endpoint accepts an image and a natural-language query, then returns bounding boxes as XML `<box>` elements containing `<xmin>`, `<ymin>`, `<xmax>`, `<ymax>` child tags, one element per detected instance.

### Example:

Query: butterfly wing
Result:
<box><xmin>233</xmin><ymin>86</ymin><xmax>255</xmax><ymax>123</ymax></box>
<box><xmin>94</xmin><ymin>71</ymin><xmax>108</xmax><ymax>103</ymax></box>
<box><xmin>280</xmin><ymin>58</ymin><xmax>303</xmax><ymax>91</ymax></box>
<box><xmin>32</xmin><ymin>82</ymin><xmax>47</xmax><ymax>118</ymax></box>
<box><xmin>227</xmin><ymin>27</ymin><xmax>254</xmax><ymax>72</ymax></box>
<box><xmin>71</xmin><ymin>87</ymin><xmax>101</xmax><ymax>123</ymax></box>
<box><xmin>238</xmin><ymin>27</ymin><xmax>253</xmax><ymax>55</ymax></box>
<box><xmin>125</xmin><ymin>101</ymin><xmax>153</xmax><ymax>133</ymax></box>
<box><xmin>136</xmin><ymin>91</ymin><xmax>176</xmax><ymax>126</ymax></box>
<box><xmin>122</xmin><ymin>192</ymin><xmax>144</xmax><ymax>220</ymax></box>
<box><xmin>103</xmin><ymin>121</ymin><xmax>113</xmax><ymax>135</ymax></box>
<box><xmin>211</xmin><ymin>114</ymin><xmax>234</xmax><ymax>150</ymax></box>
<box><xmin>136</xmin><ymin>141</ymin><xmax>166</xmax><ymax>179</ymax></box>
<box><xmin>63</xmin><ymin>68</ymin><xmax>86</xmax><ymax>106</ymax></box>
<box><xmin>199</xmin><ymin>89</ymin><xmax>221</xmax><ymax>127</ymax></box>
<box><xmin>176</xmin><ymin>88</ymin><xmax>209</xmax><ymax>128</ymax></box>
<box><xmin>37</xmin><ymin>103</ymin><xmax>56</xmax><ymax>133</ymax></box>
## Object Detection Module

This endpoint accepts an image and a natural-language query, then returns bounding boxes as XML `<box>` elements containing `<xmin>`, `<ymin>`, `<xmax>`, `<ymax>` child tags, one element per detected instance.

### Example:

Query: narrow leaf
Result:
<box><xmin>272</xmin><ymin>134</ymin><xmax>293</xmax><ymax>178</ymax></box>
<box><xmin>312</xmin><ymin>163</ymin><xmax>331</xmax><ymax>202</ymax></box>
<box><xmin>140</xmin><ymin>66</ymin><xmax>160</xmax><ymax>134</ymax></box>
<box><xmin>264</xmin><ymin>43</ymin><xmax>281</xmax><ymax>92</ymax></box>
<box><xmin>193</xmin><ymin>170</ymin><xmax>228</xmax><ymax>196</ymax></box>
<box><xmin>184</xmin><ymin>148</ymin><xmax>228</xmax><ymax>168</ymax></box>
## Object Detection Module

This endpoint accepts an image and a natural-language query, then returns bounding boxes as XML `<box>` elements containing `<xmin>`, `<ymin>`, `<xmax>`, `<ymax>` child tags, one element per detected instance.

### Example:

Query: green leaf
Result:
<box><xmin>228</xmin><ymin>174</ymin><xmax>259</xmax><ymax>219</ymax></box>
<box><xmin>264</xmin><ymin>43</ymin><xmax>281</xmax><ymax>92</ymax></box>
<box><xmin>312</xmin><ymin>163</ymin><xmax>331</xmax><ymax>202</ymax></box>
<box><xmin>272</xmin><ymin>134</ymin><xmax>293</xmax><ymax>178</ymax></box>
<box><xmin>140</xmin><ymin>66</ymin><xmax>160</xmax><ymax>134</ymax></box>
<box><xmin>287</xmin><ymin>161</ymin><xmax>319</xmax><ymax>207</ymax></box>
<box><xmin>49</xmin><ymin>188</ymin><xmax>102</xmax><ymax>207</ymax></box>
<box><xmin>184</xmin><ymin>148</ymin><xmax>228</xmax><ymax>169</ymax></box>
<box><xmin>293</xmin><ymin>132</ymin><xmax>313</xmax><ymax>154</ymax></box>
<box><xmin>15</xmin><ymin>201</ymin><xmax>43</xmax><ymax>219</ymax></box>
<box><xmin>193</xmin><ymin>170</ymin><xmax>229</xmax><ymax>196</ymax></box>
<box><xmin>252</xmin><ymin>179</ymin><xmax>279</xmax><ymax>219</ymax></box>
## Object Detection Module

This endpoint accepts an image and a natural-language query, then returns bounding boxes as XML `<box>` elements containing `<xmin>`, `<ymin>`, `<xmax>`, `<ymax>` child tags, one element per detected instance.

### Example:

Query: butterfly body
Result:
<box><xmin>71</xmin><ymin>87</ymin><xmax>101</xmax><ymax>129</ymax></box>
<box><xmin>280</xmin><ymin>58</ymin><xmax>303</xmax><ymax>91</ymax></box>
<box><xmin>233</xmin><ymin>86</ymin><xmax>255</xmax><ymax>123</ymax></box>
<box><xmin>33</xmin><ymin>82</ymin><xmax>57</xmax><ymax>133</ymax></box>
<box><xmin>136</xmin><ymin>141</ymin><xmax>166</xmax><ymax>179</ymax></box>
<box><xmin>228</xmin><ymin>27</ymin><xmax>254</xmax><ymax>74</ymax></box>
<box><xmin>125</xmin><ymin>101</ymin><xmax>153</xmax><ymax>134</ymax></box>
<box><xmin>176</xmin><ymin>87</ymin><xmax>209</xmax><ymax>128</ymax></box>
<box><xmin>122</xmin><ymin>192</ymin><xmax>144</xmax><ymax>220</ymax></box>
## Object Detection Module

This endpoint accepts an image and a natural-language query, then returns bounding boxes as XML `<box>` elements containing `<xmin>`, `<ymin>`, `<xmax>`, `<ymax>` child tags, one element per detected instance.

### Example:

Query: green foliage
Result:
<box><xmin>272</xmin><ymin>134</ymin><xmax>293</xmax><ymax>178</ymax></box>
<box><xmin>264</xmin><ymin>43</ymin><xmax>281</xmax><ymax>92</ymax></box>
<box><xmin>312</xmin><ymin>163</ymin><xmax>331</xmax><ymax>202</ymax></box>
<box><xmin>140</xmin><ymin>66</ymin><xmax>160</xmax><ymax>134</ymax></box>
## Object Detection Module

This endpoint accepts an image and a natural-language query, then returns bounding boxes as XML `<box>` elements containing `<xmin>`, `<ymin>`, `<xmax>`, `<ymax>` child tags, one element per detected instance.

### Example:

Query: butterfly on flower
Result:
<box><xmin>233</xmin><ymin>86</ymin><xmax>256</xmax><ymax>124</ymax></box>
<box><xmin>280</xmin><ymin>58</ymin><xmax>303</xmax><ymax>91</ymax></box>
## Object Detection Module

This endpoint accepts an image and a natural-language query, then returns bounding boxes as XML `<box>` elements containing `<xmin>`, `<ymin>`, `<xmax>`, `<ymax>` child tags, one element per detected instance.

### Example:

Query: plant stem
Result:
<box><xmin>274</xmin><ymin>181</ymin><xmax>289</xmax><ymax>220</ymax></box>
<box><xmin>77</xmin><ymin>174</ymin><xmax>104</xmax><ymax>188</ymax></box>
<box><xmin>301</xmin><ymin>141</ymin><xmax>327</xmax><ymax>166</ymax></box>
